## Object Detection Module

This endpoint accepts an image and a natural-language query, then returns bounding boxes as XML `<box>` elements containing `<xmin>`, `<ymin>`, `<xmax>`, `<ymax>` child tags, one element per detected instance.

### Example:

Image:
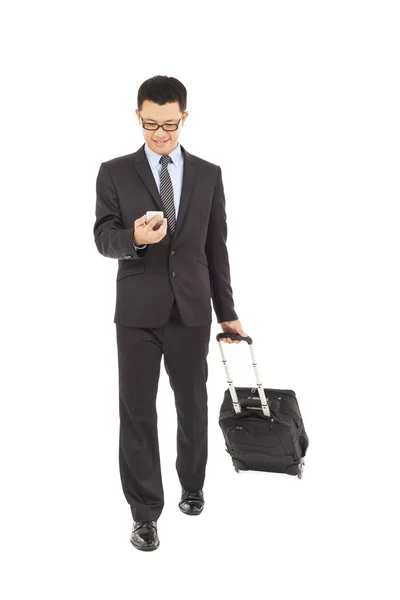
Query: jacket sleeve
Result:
<box><xmin>93</xmin><ymin>162</ymin><xmax>148</xmax><ymax>260</ymax></box>
<box><xmin>205</xmin><ymin>166</ymin><xmax>239</xmax><ymax>324</ymax></box>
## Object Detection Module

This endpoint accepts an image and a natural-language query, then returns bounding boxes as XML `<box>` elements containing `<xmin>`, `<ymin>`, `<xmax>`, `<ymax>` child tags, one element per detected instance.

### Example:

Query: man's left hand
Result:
<box><xmin>219</xmin><ymin>319</ymin><xmax>248</xmax><ymax>344</ymax></box>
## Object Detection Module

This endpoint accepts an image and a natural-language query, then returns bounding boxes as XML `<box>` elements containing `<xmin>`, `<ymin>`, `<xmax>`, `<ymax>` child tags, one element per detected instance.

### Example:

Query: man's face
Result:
<box><xmin>136</xmin><ymin>100</ymin><xmax>188</xmax><ymax>155</ymax></box>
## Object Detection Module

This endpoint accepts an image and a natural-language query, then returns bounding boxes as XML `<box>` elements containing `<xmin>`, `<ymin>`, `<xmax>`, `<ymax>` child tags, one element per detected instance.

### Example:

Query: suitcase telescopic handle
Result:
<box><xmin>215</xmin><ymin>333</ymin><xmax>271</xmax><ymax>417</ymax></box>
<box><xmin>216</xmin><ymin>332</ymin><xmax>253</xmax><ymax>344</ymax></box>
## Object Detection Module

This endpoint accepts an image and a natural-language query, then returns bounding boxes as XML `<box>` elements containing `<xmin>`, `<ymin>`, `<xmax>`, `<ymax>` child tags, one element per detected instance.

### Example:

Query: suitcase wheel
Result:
<box><xmin>232</xmin><ymin>458</ymin><xmax>248</xmax><ymax>472</ymax></box>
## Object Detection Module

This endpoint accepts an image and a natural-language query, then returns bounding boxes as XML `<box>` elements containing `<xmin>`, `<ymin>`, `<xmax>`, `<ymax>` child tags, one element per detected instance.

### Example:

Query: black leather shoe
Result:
<box><xmin>178</xmin><ymin>488</ymin><xmax>204</xmax><ymax>515</ymax></box>
<box><xmin>130</xmin><ymin>520</ymin><xmax>159</xmax><ymax>551</ymax></box>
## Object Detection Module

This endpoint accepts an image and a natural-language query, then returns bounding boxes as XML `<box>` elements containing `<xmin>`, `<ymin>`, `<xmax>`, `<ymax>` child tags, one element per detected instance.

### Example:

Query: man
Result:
<box><xmin>93</xmin><ymin>75</ymin><xmax>247</xmax><ymax>551</ymax></box>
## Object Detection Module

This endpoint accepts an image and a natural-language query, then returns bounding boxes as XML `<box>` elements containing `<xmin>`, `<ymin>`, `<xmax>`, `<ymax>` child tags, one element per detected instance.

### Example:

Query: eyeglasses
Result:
<box><xmin>140</xmin><ymin>114</ymin><xmax>183</xmax><ymax>131</ymax></box>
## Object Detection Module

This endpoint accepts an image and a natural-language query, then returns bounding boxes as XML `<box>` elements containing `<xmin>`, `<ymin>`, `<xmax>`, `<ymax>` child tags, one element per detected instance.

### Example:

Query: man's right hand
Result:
<box><xmin>133</xmin><ymin>214</ymin><xmax>168</xmax><ymax>245</ymax></box>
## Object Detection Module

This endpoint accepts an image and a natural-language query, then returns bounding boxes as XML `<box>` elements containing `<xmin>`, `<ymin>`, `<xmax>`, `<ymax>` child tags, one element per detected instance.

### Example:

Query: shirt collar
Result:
<box><xmin>144</xmin><ymin>141</ymin><xmax>183</xmax><ymax>169</ymax></box>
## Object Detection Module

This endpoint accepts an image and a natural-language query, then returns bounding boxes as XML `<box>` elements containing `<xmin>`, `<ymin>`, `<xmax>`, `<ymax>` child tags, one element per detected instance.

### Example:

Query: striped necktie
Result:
<box><xmin>159</xmin><ymin>154</ymin><xmax>176</xmax><ymax>236</ymax></box>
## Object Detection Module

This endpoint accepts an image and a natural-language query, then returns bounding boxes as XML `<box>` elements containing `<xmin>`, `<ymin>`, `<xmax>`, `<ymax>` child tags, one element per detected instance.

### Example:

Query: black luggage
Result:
<box><xmin>217</xmin><ymin>332</ymin><xmax>309</xmax><ymax>478</ymax></box>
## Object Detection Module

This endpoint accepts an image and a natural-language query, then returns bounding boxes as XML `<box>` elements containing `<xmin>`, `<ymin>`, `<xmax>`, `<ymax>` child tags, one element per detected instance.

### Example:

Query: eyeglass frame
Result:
<box><xmin>140</xmin><ymin>113</ymin><xmax>184</xmax><ymax>131</ymax></box>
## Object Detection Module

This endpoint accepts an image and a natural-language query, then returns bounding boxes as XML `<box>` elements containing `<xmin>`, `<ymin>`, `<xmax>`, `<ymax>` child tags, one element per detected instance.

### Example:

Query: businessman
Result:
<box><xmin>93</xmin><ymin>75</ymin><xmax>247</xmax><ymax>551</ymax></box>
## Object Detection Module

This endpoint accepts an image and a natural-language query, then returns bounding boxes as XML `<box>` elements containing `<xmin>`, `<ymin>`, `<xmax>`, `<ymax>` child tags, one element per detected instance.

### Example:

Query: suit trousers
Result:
<box><xmin>115</xmin><ymin>299</ymin><xmax>211</xmax><ymax>522</ymax></box>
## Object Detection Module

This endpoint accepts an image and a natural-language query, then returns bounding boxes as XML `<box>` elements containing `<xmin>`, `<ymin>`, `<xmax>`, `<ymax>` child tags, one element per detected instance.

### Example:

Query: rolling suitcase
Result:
<box><xmin>217</xmin><ymin>332</ymin><xmax>309</xmax><ymax>478</ymax></box>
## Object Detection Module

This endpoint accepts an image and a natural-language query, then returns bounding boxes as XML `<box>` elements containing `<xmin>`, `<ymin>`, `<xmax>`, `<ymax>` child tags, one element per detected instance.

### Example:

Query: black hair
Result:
<box><xmin>137</xmin><ymin>75</ymin><xmax>187</xmax><ymax>114</ymax></box>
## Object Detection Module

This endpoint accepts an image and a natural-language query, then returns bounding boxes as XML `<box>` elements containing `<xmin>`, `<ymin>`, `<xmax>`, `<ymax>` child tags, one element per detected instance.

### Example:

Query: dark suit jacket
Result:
<box><xmin>93</xmin><ymin>142</ymin><xmax>239</xmax><ymax>328</ymax></box>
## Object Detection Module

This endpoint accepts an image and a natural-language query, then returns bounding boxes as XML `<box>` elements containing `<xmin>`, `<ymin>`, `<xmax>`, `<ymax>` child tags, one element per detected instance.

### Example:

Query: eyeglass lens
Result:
<box><xmin>143</xmin><ymin>123</ymin><xmax>178</xmax><ymax>131</ymax></box>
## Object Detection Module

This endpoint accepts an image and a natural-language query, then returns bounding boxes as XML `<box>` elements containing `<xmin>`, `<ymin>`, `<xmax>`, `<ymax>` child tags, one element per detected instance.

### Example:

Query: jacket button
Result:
<box><xmin>171</xmin><ymin>271</ymin><xmax>176</xmax><ymax>277</ymax></box>
<box><xmin>170</xmin><ymin>250</ymin><xmax>175</xmax><ymax>255</ymax></box>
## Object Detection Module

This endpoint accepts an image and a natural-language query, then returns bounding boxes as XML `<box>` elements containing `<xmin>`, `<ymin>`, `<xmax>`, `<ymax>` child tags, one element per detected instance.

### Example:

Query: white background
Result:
<box><xmin>1</xmin><ymin>0</ymin><xmax>399</xmax><ymax>598</ymax></box>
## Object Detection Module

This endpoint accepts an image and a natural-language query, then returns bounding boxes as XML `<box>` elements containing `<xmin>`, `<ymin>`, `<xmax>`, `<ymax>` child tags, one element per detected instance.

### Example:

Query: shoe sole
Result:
<box><xmin>130</xmin><ymin>539</ymin><xmax>160</xmax><ymax>551</ymax></box>
<box><xmin>178</xmin><ymin>504</ymin><xmax>204</xmax><ymax>516</ymax></box>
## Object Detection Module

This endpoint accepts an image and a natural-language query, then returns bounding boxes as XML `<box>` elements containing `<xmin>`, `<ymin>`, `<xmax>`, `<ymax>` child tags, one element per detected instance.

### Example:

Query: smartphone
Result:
<box><xmin>146</xmin><ymin>211</ymin><xmax>164</xmax><ymax>231</ymax></box>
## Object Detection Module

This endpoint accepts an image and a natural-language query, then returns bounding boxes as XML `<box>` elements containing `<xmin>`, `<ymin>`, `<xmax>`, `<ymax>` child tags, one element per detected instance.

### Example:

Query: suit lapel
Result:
<box><xmin>132</xmin><ymin>143</ymin><xmax>198</xmax><ymax>240</ymax></box>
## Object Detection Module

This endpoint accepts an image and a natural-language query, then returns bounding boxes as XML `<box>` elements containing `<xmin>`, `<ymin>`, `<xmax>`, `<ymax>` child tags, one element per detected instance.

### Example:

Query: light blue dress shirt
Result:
<box><xmin>133</xmin><ymin>141</ymin><xmax>184</xmax><ymax>250</ymax></box>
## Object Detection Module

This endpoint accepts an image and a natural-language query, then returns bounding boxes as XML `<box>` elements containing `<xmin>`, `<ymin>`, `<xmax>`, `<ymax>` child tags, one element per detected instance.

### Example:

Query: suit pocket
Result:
<box><xmin>196</xmin><ymin>259</ymin><xmax>209</xmax><ymax>269</ymax></box>
<box><xmin>196</xmin><ymin>261</ymin><xmax>212</xmax><ymax>296</ymax></box>
<box><xmin>117</xmin><ymin>263</ymin><xmax>145</xmax><ymax>281</ymax></box>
